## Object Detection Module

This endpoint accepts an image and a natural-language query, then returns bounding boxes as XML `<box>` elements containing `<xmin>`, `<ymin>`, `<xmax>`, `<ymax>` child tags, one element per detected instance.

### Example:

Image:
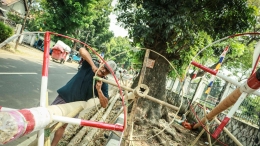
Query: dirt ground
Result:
<box><xmin>56</xmin><ymin>86</ymin><xmax>211</xmax><ymax>146</ymax></box>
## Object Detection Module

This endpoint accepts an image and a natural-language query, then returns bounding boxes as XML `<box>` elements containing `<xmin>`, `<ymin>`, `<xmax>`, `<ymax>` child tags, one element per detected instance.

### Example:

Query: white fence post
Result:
<box><xmin>191</xmin><ymin>77</ymin><xmax>206</xmax><ymax>104</ymax></box>
<box><xmin>172</xmin><ymin>78</ymin><xmax>180</xmax><ymax>92</ymax></box>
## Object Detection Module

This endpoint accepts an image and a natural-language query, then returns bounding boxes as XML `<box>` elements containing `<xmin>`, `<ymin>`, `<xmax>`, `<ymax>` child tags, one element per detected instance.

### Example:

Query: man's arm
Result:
<box><xmin>79</xmin><ymin>47</ymin><xmax>98</xmax><ymax>73</ymax></box>
<box><xmin>96</xmin><ymin>81</ymin><xmax>108</xmax><ymax>108</ymax></box>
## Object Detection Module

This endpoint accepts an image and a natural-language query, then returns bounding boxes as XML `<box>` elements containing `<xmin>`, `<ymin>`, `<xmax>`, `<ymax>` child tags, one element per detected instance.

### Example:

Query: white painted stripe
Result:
<box><xmin>0</xmin><ymin>107</ymin><xmax>16</xmax><ymax>111</ymax></box>
<box><xmin>38</xmin><ymin>68</ymin><xmax>48</xmax><ymax>146</ymax></box>
<box><xmin>52</xmin><ymin>115</ymin><xmax>81</xmax><ymax>125</ymax></box>
<box><xmin>0</xmin><ymin>72</ymin><xmax>37</xmax><ymax>74</ymax></box>
<box><xmin>67</xmin><ymin>73</ymin><xmax>76</xmax><ymax>74</ymax></box>
<box><xmin>29</xmin><ymin>107</ymin><xmax>51</xmax><ymax>132</ymax></box>
<box><xmin>40</xmin><ymin>76</ymin><xmax>48</xmax><ymax>107</ymax></box>
<box><xmin>216</xmin><ymin>72</ymin><xmax>260</xmax><ymax>96</ymax></box>
<box><xmin>37</xmin><ymin>130</ymin><xmax>44</xmax><ymax>146</ymax></box>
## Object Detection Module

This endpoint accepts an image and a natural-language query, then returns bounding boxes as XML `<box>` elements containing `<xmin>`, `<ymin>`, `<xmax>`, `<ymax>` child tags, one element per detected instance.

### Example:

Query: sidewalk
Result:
<box><xmin>0</xmin><ymin>42</ymin><xmax>43</xmax><ymax>58</ymax></box>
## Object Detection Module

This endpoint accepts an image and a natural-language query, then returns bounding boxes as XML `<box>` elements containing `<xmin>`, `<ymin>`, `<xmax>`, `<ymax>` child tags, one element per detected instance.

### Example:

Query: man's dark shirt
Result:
<box><xmin>57</xmin><ymin>60</ymin><xmax>109</xmax><ymax>103</ymax></box>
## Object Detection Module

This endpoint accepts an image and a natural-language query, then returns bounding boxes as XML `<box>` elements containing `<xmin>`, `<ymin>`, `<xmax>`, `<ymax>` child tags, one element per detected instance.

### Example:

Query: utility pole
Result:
<box><xmin>14</xmin><ymin>0</ymin><xmax>32</xmax><ymax>50</ymax></box>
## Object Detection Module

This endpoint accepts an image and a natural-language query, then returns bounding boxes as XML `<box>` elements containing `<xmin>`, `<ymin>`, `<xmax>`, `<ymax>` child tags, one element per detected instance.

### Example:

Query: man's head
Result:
<box><xmin>96</xmin><ymin>60</ymin><xmax>117</xmax><ymax>77</ymax></box>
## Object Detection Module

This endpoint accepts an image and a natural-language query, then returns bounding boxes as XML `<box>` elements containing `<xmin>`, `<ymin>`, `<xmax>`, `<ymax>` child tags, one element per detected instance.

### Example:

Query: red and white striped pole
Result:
<box><xmin>0</xmin><ymin>107</ymin><xmax>51</xmax><ymax>145</ymax></box>
<box><xmin>211</xmin><ymin>68</ymin><xmax>260</xmax><ymax>138</ymax></box>
<box><xmin>191</xmin><ymin>61</ymin><xmax>260</xmax><ymax>137</ymax></box>
<box><xmin>191</xmin><ymin>61</ymin><xmax>260</xmax><ymax>96</ymax></box>
<box><xmin>0</xmin><ymin>104</ymin><xmax>124</xmax><ymax>145</ymax></box>
<box><xmin>40</xmin><ymin>31</ymin><xmax>50</xmax><ymax>107</ymax></box>
<box><xmin>38</xmin><ymin>31</ymin><xmax>51</xmax><ymax>146</ymax></box>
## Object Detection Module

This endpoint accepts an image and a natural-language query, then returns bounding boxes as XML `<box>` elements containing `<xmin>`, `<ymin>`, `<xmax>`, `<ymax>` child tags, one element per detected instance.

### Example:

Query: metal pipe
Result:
<box><xmin>52</xmin><ymin>115</ymin><xmax>124</xmax><ymax>132</ymax></box>
<box><xmin>191</xmin><ymin>61</ymin><xmax>260</xmax><ymax>96</ymax></box>
<box><xmin>38</xmin><ymin>31</ymin><xmax>51</xmax><ymax>146</ymax></box>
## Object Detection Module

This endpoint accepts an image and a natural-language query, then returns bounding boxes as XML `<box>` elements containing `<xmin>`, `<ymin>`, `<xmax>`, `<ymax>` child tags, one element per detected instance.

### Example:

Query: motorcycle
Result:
<box><xmin>67</xmin><ymin>51</ymin><xmax>81</xmax><ymax>63</ymax></box>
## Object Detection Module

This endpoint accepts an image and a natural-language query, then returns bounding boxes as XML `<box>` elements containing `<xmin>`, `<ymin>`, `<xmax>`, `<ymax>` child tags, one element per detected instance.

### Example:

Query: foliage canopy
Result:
<box><xmin>115</xmin><ymin>0</ymin><xmax>256</xmax><ymax>77</ymax></box>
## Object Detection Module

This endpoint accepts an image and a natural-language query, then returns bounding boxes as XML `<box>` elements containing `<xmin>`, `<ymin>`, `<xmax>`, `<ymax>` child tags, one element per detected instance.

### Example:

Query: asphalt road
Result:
<box><xmin>0</xmin><ymin>51</ymin><xmax>78</xmax><ymax>109</ymax></box>
<box><xmin>0</xmin><ymin>48</ymin><xmax>80</xmax><ymax>146</ymax></box>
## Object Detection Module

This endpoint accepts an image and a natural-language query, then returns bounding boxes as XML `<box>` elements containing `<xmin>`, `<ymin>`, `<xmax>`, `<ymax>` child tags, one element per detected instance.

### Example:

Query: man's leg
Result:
<box><xmin>51</xmin><ymin>95</ymin><xmax>67</xmax><ymax>146</ymax></box>
<box><xmin>51</xmin><ymin>124</ymin><xmax>67</xmax><ymax>146</ymax></box>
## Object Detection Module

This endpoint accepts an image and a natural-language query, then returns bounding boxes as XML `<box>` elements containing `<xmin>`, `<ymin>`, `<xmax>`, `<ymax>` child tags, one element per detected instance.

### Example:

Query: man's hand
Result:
<box><xmin>96</xmin><ymin>81</ymin><xmax>102</xmax><ymax>90</ymax></box>
<box><xmin>99</xmin><ymin>95</ymin><xmax>108</xmax><ymax>108</ymax></box>
<box><xmin>92</xmin><ymin>65</ymin><xmax>98</xmax><ymax>74</ymax></box>
<box><xmin>96</xmin><ymin>81</ymin><xmax>108</xmax><ymax>108</ymax></box>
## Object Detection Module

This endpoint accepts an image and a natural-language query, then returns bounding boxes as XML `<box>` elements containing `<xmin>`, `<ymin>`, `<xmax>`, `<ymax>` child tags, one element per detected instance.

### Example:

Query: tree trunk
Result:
<box><xmin>132</xmin><ymin>54</ymin><xmax>169</xmax><ymax>122</ymax></box>
<box><xmin>14</xmin><ymin>3</ymin><xmax>31</xmax><ymax>50</ymax></box>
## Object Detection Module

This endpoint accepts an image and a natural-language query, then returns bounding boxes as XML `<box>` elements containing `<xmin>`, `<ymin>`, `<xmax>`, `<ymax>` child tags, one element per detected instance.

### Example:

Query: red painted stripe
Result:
<box><xmin>19</xmin><ymin>109</ymin><xmax>35</xmax><ymax>135</ymax></box>
<box><xmin>224</xmin><ymin>45</ymin><xmax>229</xmax><ymax>51</ymax></box>
<box><xmin>250</xmin><ymin>55</ymin><xmax>260</xmax><ymax>76</ymax></box>
<box><xmin>0</xmin><ymin>106</ymin><xmax>2</xmax><ymax>110</ymax></box>
<box><xmin>247</xmin><ymin>70</ymin><xmax>260</xmax><ymax>89</ymax></box>
<box><xmin>191</xmin><ymin>61</ymin><xmax>217</xmax><ymax>75</ymax></box>
<box><xmin>191</xmin><ymin>74</ymin><xmax>197</xmax><ymax>79</ymax></box>
<box><xmin>212</xmin><ymin>117</ymin><xmax>230</xmax><ymax>139</ymax></box>
<box><xmin>80</xmin><ymin>120</ymin><xmax>124</xmax><ymax>132</ymax></box>
<box><xmin>42</xmin><ymin>31</ymin><xmax>50</xmax><ymax>76</ymax></box>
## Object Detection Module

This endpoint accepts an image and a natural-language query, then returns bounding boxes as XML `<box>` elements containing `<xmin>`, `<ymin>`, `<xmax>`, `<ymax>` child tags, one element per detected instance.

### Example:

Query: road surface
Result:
<box><xmin>0</xmin><ymin>45</ymin><xmax>78</xmax><ymax>145</ymax></box>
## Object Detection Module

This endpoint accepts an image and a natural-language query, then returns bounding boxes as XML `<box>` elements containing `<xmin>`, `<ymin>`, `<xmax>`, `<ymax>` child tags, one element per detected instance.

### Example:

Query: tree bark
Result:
<box><xmin>14</xmin><ymin>2</ymin><xmax>31</xmax><ymax>50</ymax></box>
<box><xmin>132</xmin><ymin>54</ymin><xmax>169</xmax><ymax>122</ymax></box>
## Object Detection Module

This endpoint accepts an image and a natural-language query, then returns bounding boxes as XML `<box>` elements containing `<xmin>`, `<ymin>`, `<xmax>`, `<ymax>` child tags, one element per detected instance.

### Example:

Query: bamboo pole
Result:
<box><xmin>203</xmin><ymin>106</ymin><xmax>212</xmax><ymax>146</ymax></box>
<box><xmin>46</xmin><ymin>99</ymin><xmax>99</xmax><ymax>117</ymax></box>
<box><xmin>123</xmin><ymin>90</ymin><xmax>129</xmax><ymax>132</ymax></box>
<box><xmin>66</xmin><ymin>109</ymin><xmax>105</xmax><ymax>146</ymax></box>
<box><xmin>44</xmin><ymin>92</ymin><xmax>50</xmax><ymax>146</ymax></box>
<box><xmin>59</xmin><ymin>96</ymin><xmax>119</xmax><ymax>145</ymax></box>
<box><xmin>190</xmin><ymin>105</ymin><xmax>212</xmax><ymax>146</ymax></box>
<box><xmin>78</xmin><ymin>94</ymin><xmax>120</xmax><ymax>145</ymax></box>
<box><xmin>66</xmin><ymin>95</ymin><xmax>118</xmax><ymax>145</ymax></box>
<box><xmin>95</xmin><ymin>77</ymin><xmax>179</xmax><ymax>111</ymax></box>
<box><xmin>90</xmin><ymin>100</ymin><xmax>134</xmax><ymax>146</ymax></box>
<box><xmin>190</xmin><ymin>128</ymin><xmax>206</xmax><ymax>146</ymax></box>
<box><xmin>124</xmin><ymin>49</ymin><xmax>150</xmax><ymax>146</ymax></box>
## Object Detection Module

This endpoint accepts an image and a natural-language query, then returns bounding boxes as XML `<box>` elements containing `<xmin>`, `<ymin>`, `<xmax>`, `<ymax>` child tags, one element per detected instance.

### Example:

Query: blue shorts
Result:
<box><xmin>51</xmin><ymin>95</ymin><xmax>66</xmax><ymax>105</ymax></box>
